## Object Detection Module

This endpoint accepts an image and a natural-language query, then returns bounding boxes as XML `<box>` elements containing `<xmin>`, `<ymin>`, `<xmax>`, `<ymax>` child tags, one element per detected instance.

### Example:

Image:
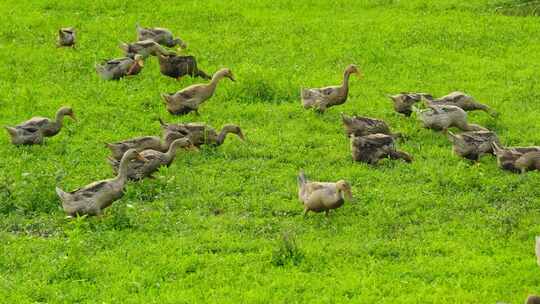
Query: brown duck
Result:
<box><xmin>297</xmin><ymin>171</ymin><xmax>353</xmax><ymax>217</ymax></box>
<box><xmin>96</xmin><ymin>55</ymin><xmax>144</xmax><ymax>80</ymax></box>
<box><xmin>492</xmin><ymin>143</ymin><xmax>540</xmax><ymax>171</ymax></box>
<box><xmin>161</xmin><ymin>68</ymin><xmax>235</xmax><ymax>115</ymax></box>
<box><xmin>108</xmin><ymin>138</ymin><xmax>195</xmax><ymax>180</ymax></box>
<box><xmin>136</xmin><ymin>24</ymin><xmax>187</xmax><ymax>48</ymax></box>
<box><xmin>429</xmin><ymin>91</ymin><xmax>497</xmax><ymax>117</ymax></box>
<box><xmin>58</xmin><ymin>27</ymin><xmax>75</xmax><ymax>47</ymax></box>
<box><xmin>387</xmin><ymin>92</ymin><xmax>432</xmax><ymax>116</ymax></box>
<box><xmin>120</xmin><ymin>39</ymin><xmax>174</xmax><ymax>59</ymax></box>
<box><xmin>56</xmin><ymin>149</ymin><xmax>147</xmax><ymax>217</ymax></box>
<box><xmin>5</xmin><ymin>106</ymin><xmax>76</xmax><ymax>145</ymax></box>
<box><xmin>515</xmin><ymin>151</ymin><xmax>540</xmax><ymax>173</ymax></box>
<box><xmin>158</xmin><ymin>54</ymin><xmax>211</xmax><ymax>80</ymax></box>
<box><xmin>301</xmin><ymin>64</ymin><xmax>362</xmax><ymax>113</ymax></box>
<box><xmin>106</xmin><ymin>136</ymin><xmax>169</xmax><ymax>160</ymax></box>
<box><xmin>446</xmin><ymin>130</ymin><xmax>500</xmax><ymax>161</ymax></box>
<box><xmin>350</xmin><ymin>133</ymin><xmax>412</xmax><ymax>165</ymax></box>
<box><xmin>160</xmin><ymin>119</ymin><xmax>244</xmax><ymax>147</ymax></box>
<box><xmin>341</xmin><ymin>113</ymin><xmax>401</xmax><ymax>138</ymax></box>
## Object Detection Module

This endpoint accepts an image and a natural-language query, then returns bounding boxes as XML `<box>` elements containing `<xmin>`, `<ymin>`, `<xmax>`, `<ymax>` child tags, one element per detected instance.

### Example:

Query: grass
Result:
<box><xmin>1</xmin><ymin>0</ymin><xmax>540</xmax><ymax>302</ymax></box>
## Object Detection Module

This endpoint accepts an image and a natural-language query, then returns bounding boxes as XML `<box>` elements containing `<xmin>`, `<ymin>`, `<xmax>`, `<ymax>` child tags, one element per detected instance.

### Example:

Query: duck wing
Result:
<box><xmin>68</xmin><ymin>180</ymin><xmax>112</xmax><ymax>199</ymax></box>
<box><xmin>18</xmin><ymin>117</ymin><xmax>51</xmax><ymax>129</ymax></box>
<box><xmin>459</xmin><ymin>132</ymin><xmax>498</xmax><ymax>150</ymax></box>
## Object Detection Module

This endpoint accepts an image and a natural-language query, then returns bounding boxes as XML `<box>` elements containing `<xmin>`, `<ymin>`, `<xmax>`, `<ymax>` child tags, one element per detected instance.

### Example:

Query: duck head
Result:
<box><xmin>345</xmin><ymin>64</ymin><xmax>363</xmax><ymax>78</ymax></box>
<box><xmin>336</xmin><ymin>180</ymin><xmax>353</xmax><ymax>201</ymax></box>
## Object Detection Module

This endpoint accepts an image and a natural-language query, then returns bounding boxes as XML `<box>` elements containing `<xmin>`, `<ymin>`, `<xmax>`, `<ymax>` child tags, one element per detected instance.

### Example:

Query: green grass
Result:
<box><xmin>1</xmin><ymin>0</ymin><xmax>540</xmax><ymax>302</ymax></box>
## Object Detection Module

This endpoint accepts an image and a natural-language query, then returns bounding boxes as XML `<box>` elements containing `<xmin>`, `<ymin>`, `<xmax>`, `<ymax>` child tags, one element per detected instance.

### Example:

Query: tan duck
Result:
<box><xmin>447</xmin><ymin>130</ymin><xmax>500</xmax><ymax>161</ymax></box>
<box><xmin>387</xmin><ymin>92</ymin><xmax>432</xmax><ymax>116</ymax></box>
<box><xmin>120</xmin><ymin>39</ymin><xmax>175</xmax><ymax>59</ymax></box>
<box><xmin>413</xmin><ymin>101</ymin><xmax>487</xmax><ymax>132</ymax></box>
<box><xmin>527</xmin><ymin>295</ymin><xmax>540</xmax><ymax>304</ymax></box>
<box><xmin>429</xmin><ymin>92</ymin><xmax>497</xmax><ymax>117</ymax></box>
<box><xmin>350</xmin><ymin>133</ymin><xmax>412</xmax><ymax>165</ymax></box>
<box><xmin>106</xmin><ymin>136</ymin><xmax>169</xmax><ymax>160</ymax></box>
<box><xmin>5</xmin><ymin>106</ymin><xmax>76</xmax><ymax>145</ymax></box>
<box><xmin>161</xmin><ymin>68</ymin><xmax>235</xmax><ymax>115</ymax></box>
<box><xmin>96</xmin><ymin>55</ymin><xmax>144</xmax><ymax>80</ymax></box>
<box><xmin>136</xmin><ymin>24</ymin><xmax>187</xmax><ymax>48</ymax></box>
<box><xmin>58</xmin><ymin>27</ymin><xmax>75</xmax><ymax>47</ymax></box>
<box><xmin>56</xmin><ymin>149</ymin><xmax>147</xmax><ymax>217</ymax></box>
<box><xmin>158</xmin><ymin>54</ymin><xmax>211</xmax><ymax>80</ymax></box>
<box><xmin>160</xmin><ymin>119</ymin><xmax>244</xmax><ymax>147</ymax></box>
<box><xmin>341</xmin><ymin>113</ymin><xmax>401</xmax><ymax>138</ymax></box>
<box><xmin>108</xmin><ymin>138</ymin><xmax>194</xmax><ymax>180</ymax></box>
<box><xmin>301</xmin><ymin>64</ymin><xmax>362</xmax><ymax>113</ymax></box>
<box><xmin>297</xmin><ymin>171</ymin><xmax>353</xmax><ymax>217</ymax></box>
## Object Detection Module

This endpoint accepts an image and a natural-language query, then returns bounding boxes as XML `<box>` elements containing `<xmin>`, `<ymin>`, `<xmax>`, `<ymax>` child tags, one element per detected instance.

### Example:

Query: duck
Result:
<box><xmin>158</xmin><ymin>54</ymin><xmax>211</xmax><ymax>80</ymax></box>
<box><xmin>136</xmin><ymin>24</ymin><xmax>187</xmax><ymax>48</ymax></box>
<box><xmin>514</xmin><ymin>151</ymin><xmax>540</xmax><ymax>173</ymax></box>
<box><xmin>161</xmin><ymin>68</ymin><xmax>235</xmax><ymax>115</ymax></box>
<box><xmin>350</xmin><ymin>133</ymin><xmax>412</xmax><ymax>165</ymax></box>
<box><xmin>297</xmin><ymin>171</ymin><xmax>353</xmax><ymax>217</ymax></box>
<box><xmin>429</xmin><ymin>91</ymin><xmax>497</xmax><ymax>117</ymax></box>
<box><xmin>56</xmin><ymin>149</ymin><xmax>147</xmax><ymax>217</ymax></box>
<box><xmin>159</xmin><ymin>119</ymin><xmax>244</xmax><ymax>147</ymax></box>
<box><xmin>4</xmin><ymin>125</ymin><xmax>43</xmax><ymax>145</ymax></box>
<box><xmin>96</xmin><ymin>55</ymin><xmax>144</xmax><ymax>80</ymax></box>
<box><xmin>527</xmin><ymin>295</ymin><xmax>540</xmax><ymax>304</ymax></box>
<box><xmin>341</xmin><ymin>113</ymin><xmax>401</xmax><ymax>139</ymax></box>
<box><xmin>119</xmin><ymin>39</ymin><xmax>175</xmax><ymax>59</ymax></box>
<box><xmin>492</xmin><ymin>143</ymin><xmax>540</xmax><ymax>172</ymax></box>
<box><xmin>5</xmin><ymin>106</ymin><xmax>76</xmax><ymax>145</ymax></box>
<box><xmin>446</xmin><ymin>130</ymin><xmax>500</xmax><ymax>161</ymax></box>
<box><xmin>108</xmin><ymin>138</ymin><xmax>195</xmax><ymax>180</ymax></box>
<box><xmin>301</xmin><ymin>64</ymin><xmax>362</xmax><ymax>113</ymax></box>
<box><xmin>492</xmin><ymin>142</ymin><xmax>524</xmax><ymax>172</ymax></box>
<box><xmin>105</xmin><ymin>136</ymin><xmax>169</xmax><ymax>160</ymax></box>
<box><xmin>387</xmin><ymin>92</ymin><xmax>432</xmax><ymax>116</ymax></box>
<box><xmin>413</xmin><ymin>100</ymin><xmax>487</xmax><ymax>132</ymax></box>
<box><xmin>58</xmin><ymin>27</ymin><xmax>75</xmax><ymax>47</ymax></box>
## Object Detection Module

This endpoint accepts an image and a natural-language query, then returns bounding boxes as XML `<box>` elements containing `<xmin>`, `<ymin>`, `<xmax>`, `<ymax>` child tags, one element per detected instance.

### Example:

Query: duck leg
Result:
<box><xmin>303</xmin><ymin>207</ymin><xmax>309</xmax><ymax>217</ymax></box>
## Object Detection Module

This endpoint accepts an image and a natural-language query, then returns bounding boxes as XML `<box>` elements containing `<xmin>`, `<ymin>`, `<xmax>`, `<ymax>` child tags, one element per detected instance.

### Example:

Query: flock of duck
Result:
<box><xmin>3</xmin><ymin>25</ymin><xmax>540</xmax><ymax>220</ymax></box>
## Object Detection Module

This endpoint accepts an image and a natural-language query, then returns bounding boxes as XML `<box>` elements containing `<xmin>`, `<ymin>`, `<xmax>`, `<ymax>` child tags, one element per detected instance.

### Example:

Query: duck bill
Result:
<box><xmin>187</xmin><ymin>144</ymin><xmax>199</xmax><ymax>151</ymax></box>
<box><xmin>137</xmin><ymin>59</ymin><xmax>144</xmax><ymax>67</ymax></box>
<box><xmin>4</xmin><ymin>126</ymin><xmax>17</xmax><ymax>136</ymax></box>
<box><xmin>160</xmin><ymin>93</ymin><xmax>170</xmax><ymax>104</ymax></box>
<box><xmin>355</xmin><ymin>71</ymin><xmax>364</xmax><ymax>79</ymax></box>
<box><xmin>69</xmin><ymin>113</ymin><xmax>77</xmax><ymax>121</ymax></box>
<box><xmin>345</xmin><ymin>189</ymin><xmax>353</xmax><ymax>202</ymax></box>
<box><xmin>237</xmin><ymin>131</ymin><xmax>245</xmax><ymax>141</ymax></box>
<box><xmin>227</xmin><ymin>75</ymin><xmax>236</xmax><ymax>82</ymax></box>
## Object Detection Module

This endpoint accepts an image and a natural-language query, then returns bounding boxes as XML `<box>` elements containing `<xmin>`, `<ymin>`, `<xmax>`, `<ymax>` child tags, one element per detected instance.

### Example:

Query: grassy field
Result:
<box><xmin>1</xmin><ymin>0</ymin><xmax>540</xmax><ymax>302</ymax></box>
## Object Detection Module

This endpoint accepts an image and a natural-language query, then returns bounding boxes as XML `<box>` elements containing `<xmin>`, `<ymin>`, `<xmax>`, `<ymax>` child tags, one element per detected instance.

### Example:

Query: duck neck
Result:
<box><xmin>53</xmin><ymin>110</ymin><xmax>66</xmax><ymax>132</ymax></box>
<box><xmin>163</xmin><ymin>143</ymin><xmax>180</xmax><ymax>165</ymax></box>
<box><xmin>207</xmin><ymin>72</ymin><xmax>225</xmax><ymax>92</ymax></box>
<box><xmin>216</xmin><ymin>127</ymin><xmax>234</xmax><ymax>145</ymax></box>
<box><xmin>341</xmin><ymin>71</ymin><xmax>351</xmax><ymax>95</ymax></box>
<box><xmin>114</xmin><ymin>156</ymin><xmax>132</xmax><ymax>187</ymax></box>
